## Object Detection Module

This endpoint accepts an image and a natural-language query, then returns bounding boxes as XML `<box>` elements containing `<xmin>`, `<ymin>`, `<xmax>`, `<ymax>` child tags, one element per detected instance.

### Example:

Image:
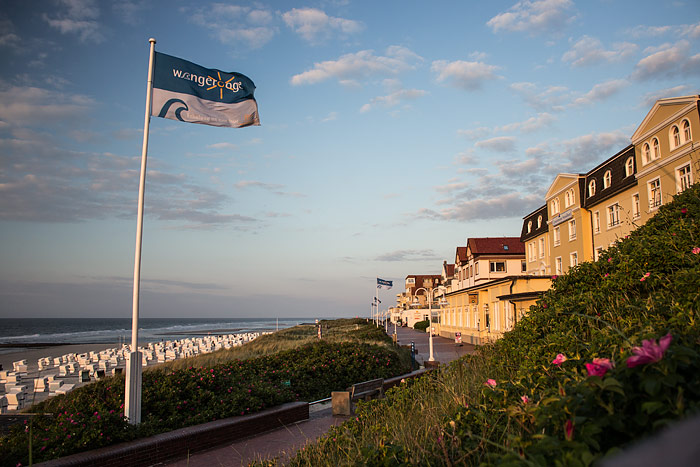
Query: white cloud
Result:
<box><xmin>290</xmin><ymin>47</ymin><xmax>422</xmax><ymax>86</ymax></box>
<box><xmin>207</xmin><ymin>142</ymin><xmax>238</xmax><ymax>150</ymax></box>
<box><xmin>43</xmin><ymin>0</ymin><xmax>104</xmax><ymax>43</ymax></box>
<box><xmin>418</xmin><ymin>192</ymin><xmax>542</xmax><ymax>222</ymax></box>
<box><xmin>375</xmin><ymin>249</ymin><xmax>438</xmax><ymax>262</ymax></box>
<box><xmin>431</xmin><ymin>60</ymin><xmax>501</xmax><ymax>91</ymax></box>
<box><xmin>498</xmin><ymin>112</ymin><xmax>556</xmax><ymax>133</ymax></box>
<box><xmin>282</xmin><ymin>7</ymin><xmax>363</xmax><ymax>43</ymax></box>
<box><xmin>640</xmin><ymin>85</ymin><xmax>694</xmax><ymax>108</ymax></box>
<box><xmin>0</xmin><ymin>85</ymin><xmax>94</xmax><ymax>126</ymax></box>
<box><xmin>631</xmin><ymin>40</ymin><xmax>700</xmax><ymax>80</ymax></box>
<box><xmin>360</xmin><ymin>88</ymin><xmax>427</xmax><ymax>113</ymax></box>
<box><xmin>510</xmin><ymin>82</ymin><xmax>571</xmax><ymax>111</ymax></box>
<box><xmin>572</xmin><ymin>79</ymin><xmax>628</xmax><ymax>106</ymax></box>
<box><xmin>475</xmin><ymin>136</ymin><xmax>516</xmax><ymax>152</ymax></box>
<box><xmin>487</xmin><ymin>0</ymin><xmax>575</xmax><ymax>35</ymax></box>
<box><xmin>562</xmin><ymin>36</ymin><xmax>637</xmax><ymax>67</ymax></box>
<box><xmin>189</xmin><ymin>4</ymin><xmax>277</xmax><ymax>49</ymax></box>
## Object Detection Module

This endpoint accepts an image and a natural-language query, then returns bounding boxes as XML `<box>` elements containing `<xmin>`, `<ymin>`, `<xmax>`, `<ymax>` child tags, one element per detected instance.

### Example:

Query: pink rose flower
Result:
<box><xmin>626</xmin><ymin>333</ymin><xmax>672</xmax><ymax>368</ymax></box>
<box><xmin>586</xmin><ymin>358</ymin><xmax>614</xmax><ymax>377</ymax></box>
<box><xmin>692</xmin><ymin>247</ymin><xmax>700</xmax><ymax>255</ymax></box>
<box><xmin>521</xmin><ymin>395</ymin><xmax>529</xmax><ymax>404</ymax></box>
<box><xmin>552</xmin><ymin>353</ymin><xmax>567</xmax><ymax>366</ymax></box>
<box><xmin>485</xmin><ymin>379</ymin><xmax>497</xmax><ymax>388</ymax></box>
<box><xmin>565</xmin><ymin>419</ymin><xmax>574</xmax><ymax>441</ymax></box>
<box><xmin>640</xmin><ymin>272</ymin><xmax>651</xmax><ymax>282</ymax></box>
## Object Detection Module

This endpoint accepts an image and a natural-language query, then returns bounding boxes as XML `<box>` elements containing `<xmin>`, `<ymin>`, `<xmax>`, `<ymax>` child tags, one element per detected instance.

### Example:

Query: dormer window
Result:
<box><xmin>537</xmin><ymin>215</ymin><xmax>542</xmax><ymax>229</ymax></box>
<box><xmin>588</xmin><ymin>179</ymin><xmax>596</xmax><ymax>197</ymax></box>
<box><xmin>625</xmin><ymin>157</ymin><xmax>634</xmax><ymax>177</ymax></box>
<box><xmin>503</xmin><ymin>245</ymin><xmax>509</xmax><ymax>251</ymax></box>
<box><xmin>603</xmin><ymin>170</ymin><xmax>612</xmax><ymax>189</ymax></box>
<box><xmin>527</xmin><ymin>221</ymin><xmax>532</xmax><ymax>233</ymax></box>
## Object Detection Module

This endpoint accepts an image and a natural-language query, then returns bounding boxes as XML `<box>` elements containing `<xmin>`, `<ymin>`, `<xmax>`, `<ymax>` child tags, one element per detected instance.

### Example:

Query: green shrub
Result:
<box><xmin>0</xmin><ymin>323</ymin><xmax>410</xmax><ymax>466</ymax></box>
<box><xmin>282</xmin><ymin>183</ymin><xmax>700</xmax><ymax>466</ymax></box>
<box><xmin>413</xmin><ymin>320</ymin><xmax>429</xmax><ymax>332</ymax></box>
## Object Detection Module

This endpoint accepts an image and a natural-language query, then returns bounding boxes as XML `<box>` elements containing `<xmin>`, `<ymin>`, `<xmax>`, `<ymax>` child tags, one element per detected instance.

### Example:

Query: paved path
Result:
<box><xmin>167</xmin><ymin>326</ymin><xmax>475</xmax><ymax>466</ymax></box>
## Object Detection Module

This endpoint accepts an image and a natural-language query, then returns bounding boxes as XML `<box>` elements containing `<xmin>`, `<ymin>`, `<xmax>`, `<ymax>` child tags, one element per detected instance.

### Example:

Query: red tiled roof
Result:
<box><xmin>443</xmin><ymin>263</ymin><xmax>455</xmax><ymax>276</ymax></box>
<box><xmin>455</xmin><ymin>246</ymin><xmax>467</xmax><ymax>263</ymax></box>
<box><xmin>467</xmin><ymin>237</ymin><xmax>524</xmax><ymax>255</ymax></box>
<box><xmin>405</xmin><ymin>274</ymin><xmax>442</xmax><ymax>295</ymax></box>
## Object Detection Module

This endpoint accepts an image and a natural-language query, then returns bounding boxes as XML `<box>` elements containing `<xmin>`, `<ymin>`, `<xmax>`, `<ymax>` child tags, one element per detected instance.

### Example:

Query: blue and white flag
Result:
<box><xmin>151</xmin><ymin>52</ymin><xmax>260</xmax><ymax>128</ymax></box>
<box><xmin>377</xmin><ymin>278</ymin><xmax>393</xmax><ymax>289</ymax></box>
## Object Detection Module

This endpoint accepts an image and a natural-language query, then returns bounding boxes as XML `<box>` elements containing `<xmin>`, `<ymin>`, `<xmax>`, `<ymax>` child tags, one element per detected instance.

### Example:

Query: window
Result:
<box><xmin>643</xmin><ymin>143</ymin><xmax>651</xmax><ymax>164</ymax></box>
<box><xmin>682</xmin><ymin>119</ymin><xmax>691</xmax><ymax>143</ymax></box>
<box><xmin>652</xmin><ymin>138</ymin><xmax>660</xmax><ymax>159</ymax></box>
<box><xmin>490</xmin><ymin>261</ymin><xmax>506</xmax><ymax>273</ymax></box>
<box><xmin>539</xmin><ymin>237</ymin><xmax>545</xmax><ymax>258</ymax></box>
<box><xmin>648</xmin><ymin>178</ymin><xmax>662</xmax><ymax>209</ymax></box>
<box><xmin>570</xmin><ymin>252</ymin><xmax>578</xmax><ymax>268</ymax></box>
<box><xmin>521</xmin><ymin>260</ymin><xmax>527</xmax><ymax>272</ymax></box>
<box><xmin>551</xmin><ymin>198</ymin><xmax>560</xmax><ymax>215</ymax></box>
<box><xmin>565</xmin><ymin>190</ymin><xmax>572</xmax><ymax>207</ymax></box>
<box><xmin>588</xmin><ymin>179</ymin><xmax>596</xmax><ymax>197</ymax></box>
<box><xmin>475</xmin><ymin>262</ymin><xmax>479</xmax><ymax>276</ymax></box>
<box><xmin>607</xmin><ymin>203</ymin><xmax>620</xmax><ymax>227</ymax></box>
<box><xmin>625</xmin><ymin>157</ymin><xmax>634</xmax><ymax>177</ymax></box>
<box><xmin>603</xmin><ymin>170</ymin><xmax>612</xmax><ymax>189</ymax></box>
<box><xmin>672</xmin><ymin>126</ymin><xmax>681</xmax><ymax>148</ymax></box>
<box><xmin>555</xmin><ymin>257</ymin><xmax>562</xmax><ymax>275</ymax></box>
<box><xmin>537</xmin><ymin>215</ymin><xmax>542</xmax><ymax>229</ymax></box>
<box><xmin>593</xmin><ymin>211</ymin><xmax>601</xmax><ymax>234</ymax></box>
<box><xmin>527</xmin><ymin>220</ymin><xmax>532</xmax><ymax>233</ymax></box>
<box><xmin>554</xmin><ymin>226</ymin><xmax>561</xmax><ymax>246</ymax></box>
<box><xmin>594</xmin><ymin>247</ymin><xmax>603</xmax><ymax>261</ymax></box>
<box><xmin>568</xmin><ymin>219</ymin><xmax>576</xmax><ymax>240</ymax></box>
<box><xmin>632</xmin><ymin>193</ymin><xmax>640</xmax><ymax>219</ymax></box>
<box><xmin>528</xmin><ymin>242</ymin><xmax>536</xmax><ymax>262</ymax></box>
<box><xmin>677</xmin><ymin>163</ymin><xmax>692</xmax><ymax>193</ymax></box>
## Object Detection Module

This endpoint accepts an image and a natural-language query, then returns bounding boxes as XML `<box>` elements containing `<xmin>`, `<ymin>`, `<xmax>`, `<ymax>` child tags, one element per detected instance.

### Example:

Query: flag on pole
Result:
<box><xmin>377</xmin><ymin>278</ymin><xmax>393</xmax><ymax>289</ymax></box>
<box><xmin>151</xmin><ymin>52</ymin><xmax>260</xmax><ymax>128</ymax></box>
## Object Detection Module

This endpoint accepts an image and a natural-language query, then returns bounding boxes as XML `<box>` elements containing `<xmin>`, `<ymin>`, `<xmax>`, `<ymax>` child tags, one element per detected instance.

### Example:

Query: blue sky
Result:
<box><xmin>1</xmin><ymin>0</ymin><xmax>698</xmax><ymax>318</ymax></box>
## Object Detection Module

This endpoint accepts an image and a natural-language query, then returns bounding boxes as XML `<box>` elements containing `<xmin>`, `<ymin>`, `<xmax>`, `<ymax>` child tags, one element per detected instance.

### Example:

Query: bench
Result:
<box><xmin>332</xmin><ymin>378</ymin><xmax>384</xmax><ymax>416</ymax></box>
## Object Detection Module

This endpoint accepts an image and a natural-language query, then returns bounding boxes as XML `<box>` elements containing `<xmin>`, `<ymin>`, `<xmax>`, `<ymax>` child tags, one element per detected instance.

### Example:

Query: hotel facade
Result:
<box><xmin>389</xmin><ymin>95</ymin><xmax>700</xmax><ymax>346</ymax></box>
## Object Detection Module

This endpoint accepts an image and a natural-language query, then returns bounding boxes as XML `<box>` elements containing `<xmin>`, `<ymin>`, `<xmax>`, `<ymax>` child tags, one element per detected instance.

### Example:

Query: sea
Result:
<box><xmin>0</xmin><ymin>317</ymin><xmax>316</xmax><ymax>354</ymax></box>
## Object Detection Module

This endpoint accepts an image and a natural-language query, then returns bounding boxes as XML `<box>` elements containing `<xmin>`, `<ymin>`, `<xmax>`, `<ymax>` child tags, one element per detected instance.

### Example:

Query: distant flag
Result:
<box><xmin>151</xmin><ymin>52</ymin><xmax>260</xmax><ymax>128</ymax></box>
<box><xmin>377</xmin><ymin>278</ymin><xmax>393</xmax><ymax>289</ymax></box>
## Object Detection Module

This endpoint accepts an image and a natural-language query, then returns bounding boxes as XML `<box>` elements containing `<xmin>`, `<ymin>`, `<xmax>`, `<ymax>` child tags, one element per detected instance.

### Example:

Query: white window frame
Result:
<box><xmin>570</xmin><ymin>251</ymin><xmax>578</xmax><ymax>268</ymax></box>
<box><xmin>537</xmin><ymin>215</ymin><xmax>542</xmax><ymax>229</ymax></box>
<box><xmin>648</xmin><ymin>177</ymin><xmax>662</xmax><ymax>210</ymax></box>
<box><xmin>671</xmin><ymin>126</ymin><xmax>681</xmax><ymax>149</ymax></box>
<box><xmin>625</xmin><ymin>157</ymin><xmax>634</xmax><ymax>177</ymax></box>
<box><xmin>682</xmin><ymin>119</ymin><xmax>691</xmax><ymax>143</ymax></box>
<box><xmin>593</xmin><ymin>211</ymin><xmax>601</xmax><ymax>234</ymax></box>
<box><xmin>603</xmin><ymin>170</ymin><xmax>612</xmax><ymax>189</ymax></box>
<box><xmin>527</xmin><ymin>220</ymin><xmax>532</xmax><ymax>233</ymax></box>
<box><xmin>588</xmin><ymin>179</ymin><xmax>596</xmax><ymax>197</ymax></box>
<box><xmin>632</xmin><ymin>193</ymin><xmax>640</xmax><ymax>219</ymax></box>
<box><xmin>642</xmin><ymin>143</ymin><xmax>651</xmax><ymax>165</ymax></box>
<box><xmin>489</xmin><ymin>261</ymin><xmax>506</xmax><ymax>273</ymax></box>
<box><xmin>551</xmin><ymin>198</ymin><xmax>560</xmax><ymax>215</ymax></box>
<box><xmin>607</xmin><ymin>202</ymin><xmax>620</xmax><ymax>228</ymax></box>
<box><xmin>568</xmin><ymin>219</ymin><xmax>576</xmax><ymax>241</ymax></box>
<box><xmin>594</xmin><ymin>247</ymin><xmax>604</xmax><ymax>261</ymax></box>
<box><xmin>676</xmin><ymin>162</ymin><xmax>693</xmax><ymax>193</ymax></box>
<box><xmin>555</xmin><ymin>256</ymin><xmax>562</xmax><ymax>275</ymax></box>
<box><xmin>539</xmin><ymin>237</ymin><xmax>545</xmax><ymax>258</ymax></box>
<box><xmin>553</xmin><ymin>226</ymin><xmax>561</xmax><ymax>246</ymax></box>
<box><xmin>652</xmin><ymin>137</ymin><xmax>660</xmax><ymax>160</ymax></box>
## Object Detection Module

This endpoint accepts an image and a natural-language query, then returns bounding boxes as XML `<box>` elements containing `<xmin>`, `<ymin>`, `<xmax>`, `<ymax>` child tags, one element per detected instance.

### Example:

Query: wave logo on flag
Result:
<box><xmin>377</xmin><ymin>278</ymin><xmax>393</xmax><ymax>289</ymax></box>
<box><xmin>151</xmin><ymin>52</ymin><xmax>260</xmax><ymax>128</ymax></box>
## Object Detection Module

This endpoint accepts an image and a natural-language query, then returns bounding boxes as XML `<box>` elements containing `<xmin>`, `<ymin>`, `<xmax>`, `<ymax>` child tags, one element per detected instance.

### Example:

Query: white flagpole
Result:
<box><xmin>125</xmin><ymin>37</ymin><xmax>156</xmax><ymax>425</ymax></box>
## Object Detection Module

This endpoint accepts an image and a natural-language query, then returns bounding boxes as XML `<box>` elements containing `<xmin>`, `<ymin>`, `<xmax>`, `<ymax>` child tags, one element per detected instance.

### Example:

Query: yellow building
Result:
<box><xmin>631</xmin><ymin>95</ymin><xmax>699</xmax><ymax>223</ymax></box>
<box><xmin>521</xmin><ymin>204</ymin><xmax>550</xmax><ymax>276</ymax></box>
<box><xmin>546</xmin><ymin>174</ymin><xmax>593</xmax><ymax>275</ymax></box>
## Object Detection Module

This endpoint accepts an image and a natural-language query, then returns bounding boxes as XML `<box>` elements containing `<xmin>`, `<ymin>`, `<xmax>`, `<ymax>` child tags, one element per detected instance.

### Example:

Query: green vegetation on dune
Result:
<box><xmin>0</xmin><ymin>319</ymin><xmax>410</xmax><ymax>466</ymax></box>
<box><xmin>283</xmin><ymin>184</ymin><xmax>700</xmax><ymax>466</ymax></box>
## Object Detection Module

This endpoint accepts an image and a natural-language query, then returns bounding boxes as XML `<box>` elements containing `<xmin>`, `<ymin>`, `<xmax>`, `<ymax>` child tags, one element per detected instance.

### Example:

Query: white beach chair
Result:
<box><xmin>34</xmin><ymin>377</ymin><xmax>48</xmax><ymax>392</ymax></box>
<box><xmin>0</xmin><ymin>395</ymin><xmax>7</xmax><ymax>414</ymax></box>
<box><xmin>55</xmin><ymin>384</ymin><xmax>74</xmax><ymax>395</ymax></box>
<box><xmin>48</xmin><ymin>380</ymin><xmax>63</xmax><ymax>392</ymax></box>
<box><xmin>6</xmin><ymin>392</ymin><xmax>24</xmax><ymax>411</ymax></box>
<box><xmin>12</xmin><ymin>360</ymin><xmax>27</xmax><ymax>372</ymax></box>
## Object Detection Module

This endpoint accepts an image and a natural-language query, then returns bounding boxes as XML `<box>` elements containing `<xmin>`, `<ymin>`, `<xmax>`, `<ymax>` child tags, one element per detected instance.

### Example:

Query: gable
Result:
<box><xmin>632</xmin><ymin>95</ymin><xmax>699</xmax><ymax>143</ymax></box>
<box><xmin>545</xmin><ymin>173</ymin><xmax>579</xmax><ymax>199</ymax></box>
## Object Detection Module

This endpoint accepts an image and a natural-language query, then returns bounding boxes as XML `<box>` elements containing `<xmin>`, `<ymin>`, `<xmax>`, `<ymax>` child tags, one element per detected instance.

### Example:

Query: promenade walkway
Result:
<box><xmin>165</xmin><ymin>325</ymin><xmax>475</xmax><ymax>466</ymax></box>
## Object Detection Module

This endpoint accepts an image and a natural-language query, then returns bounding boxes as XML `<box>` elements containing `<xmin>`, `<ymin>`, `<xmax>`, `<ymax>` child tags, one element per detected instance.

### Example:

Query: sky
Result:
<box><xmin>0</xmin><ymin>0</ymin><xmax>699</xmax><ymax>319</ymax></box>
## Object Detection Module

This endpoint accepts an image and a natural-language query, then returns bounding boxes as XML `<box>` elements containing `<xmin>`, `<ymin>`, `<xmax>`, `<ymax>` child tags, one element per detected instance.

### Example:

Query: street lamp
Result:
<box><xmin>413</xmin><ymin>286</ymin><xmax>444</xmax><ymax>362</ymax></box>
